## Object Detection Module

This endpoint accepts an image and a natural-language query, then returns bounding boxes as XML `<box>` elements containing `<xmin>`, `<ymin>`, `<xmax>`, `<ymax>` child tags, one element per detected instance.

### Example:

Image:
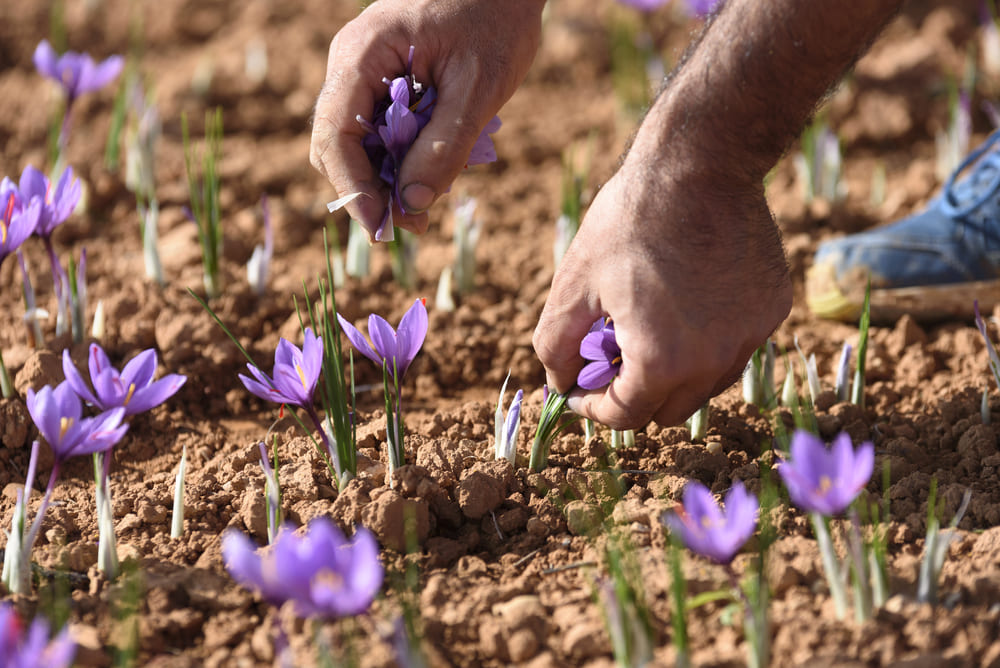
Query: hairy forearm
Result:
<box><xmin>634</xmin><ymin>0</ymin><xmax>904</xmax><ymax>181</ymax></box>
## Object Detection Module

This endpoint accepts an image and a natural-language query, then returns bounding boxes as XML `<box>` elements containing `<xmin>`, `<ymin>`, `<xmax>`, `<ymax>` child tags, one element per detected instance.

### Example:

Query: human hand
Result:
<box><xmin>310</xmin><ymin>0</ymin><xmax>544</xmax><ymax>238</ymax></box>
<box><xmin>532</xmin><ymin>152</ymin><xmax>793</xmax><ymax>429</ymax></box>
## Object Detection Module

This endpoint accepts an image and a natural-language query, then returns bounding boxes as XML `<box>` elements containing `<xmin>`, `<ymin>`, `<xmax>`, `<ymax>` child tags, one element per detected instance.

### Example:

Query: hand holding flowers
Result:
<box><xmin>311</xmin><ymin>0</ymin><xmax>543</xmax><ymax>239</ymax></box>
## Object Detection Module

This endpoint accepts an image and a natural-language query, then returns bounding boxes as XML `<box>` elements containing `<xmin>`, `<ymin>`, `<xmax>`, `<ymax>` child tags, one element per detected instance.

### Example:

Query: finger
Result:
<box><xmin>310</xmin><ymin>31</ymin><xmax>408</xmax><ymax>234</ymax></box>
<box><xmin>392</xmin><ymin>210</ymin><xmax>430</xmax><ymax>235</ymax></box>
<box><xmin>533</xmin><ymin>261</ymin><xmax>601</xmax><ymax>394</ymax></box>
<box><xmin>566</xmin><ymin>341</ymin><xmax>666</xmax><ymax>430</ymax></box>
<box><xmin>396</xmin><ymin>60</ymin><xmax>503</xmax><ymax>214</ymax></box>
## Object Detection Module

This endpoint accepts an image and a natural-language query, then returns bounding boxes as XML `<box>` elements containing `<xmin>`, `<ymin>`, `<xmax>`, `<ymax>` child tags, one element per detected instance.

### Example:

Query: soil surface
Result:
<box><xmin>2</xmin><ymin>1</ymin><xmax>1000</xmax><ymax>666</ymax></box>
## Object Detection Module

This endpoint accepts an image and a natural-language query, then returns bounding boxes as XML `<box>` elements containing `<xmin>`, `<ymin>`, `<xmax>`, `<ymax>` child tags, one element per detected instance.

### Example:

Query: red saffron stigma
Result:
<box><xmin>420</xmin><ymin>297</ymin><xmax>426</xmax><ymax>306</ymax></box>
<box><xmin>279</xmin><ymin>404</ymin><xmax>285</xmax><ymax>418</ymax></box>
<box><xmin>4</xmin><ymin>193</ymin><xmax>13</xmax><ymax>223</ymax></box>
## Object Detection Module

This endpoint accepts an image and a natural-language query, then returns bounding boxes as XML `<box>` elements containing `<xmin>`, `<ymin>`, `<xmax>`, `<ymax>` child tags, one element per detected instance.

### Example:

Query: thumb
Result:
<box><xmin>397</xmin><ymin>85</ymin><xmax>498</xmax><ymax>214</ymax></box>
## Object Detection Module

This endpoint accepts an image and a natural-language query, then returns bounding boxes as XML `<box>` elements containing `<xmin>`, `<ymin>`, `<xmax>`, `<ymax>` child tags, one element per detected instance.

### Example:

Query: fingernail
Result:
<box><xmin>401</xmin><ymin>183</ymin><xmax>436</xmax><ymax>214</ymax></box>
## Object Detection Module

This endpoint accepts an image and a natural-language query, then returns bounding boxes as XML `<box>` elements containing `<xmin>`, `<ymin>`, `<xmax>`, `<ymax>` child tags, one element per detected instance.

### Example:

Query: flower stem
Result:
<box><xmin>724</xmin><ymin>563</ymin><xmax>766</xmax><ymax>668</ymax></box>
<box><xmin>529</xmin><ymin>390</ymin><xmax>570</xmax><ymax>472</ymax></box>
<box><xmin>811</xmin><ymin>512</ymin><xmax>848</xmax><ymax>619</ymax></box>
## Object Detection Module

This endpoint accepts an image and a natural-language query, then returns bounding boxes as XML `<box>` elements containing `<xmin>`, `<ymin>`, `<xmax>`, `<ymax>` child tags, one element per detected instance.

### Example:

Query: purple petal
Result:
<box><xmin>299</xmin><ymin>328</ymin><xmax>324</xmax><ymax>385</ymax></box>
<box><xmin>125</xmin><ymin>374</ymin><xmax>186</xmax><ymax>415</ymax></box>
<box><xmin>504</xmin><ymin>389</ymin><xmax>524</xmax><ymax>446</ymax></box>
<box><xmin>50</xmin><ymin>166</ymin><xmax>81</xmax><ymax>224</ymax></box>
<box><xmin>381</xmin><ymin>99</ymin><xmax>418</xmax><ymax>162</ymax></box>
<box><xmin>395</xmin><ymin>299</ymin><xmax>428</xmax><ymax>376</ymax></box>
<box><xmin>82</xmin><ymin>55</ymin><xmax>124</xmax><ymax>92</ymax></box>
<box><xmin>337</xmin><ymin>314</ymin><xmax>383</xmax><ymax>367</ymax></box>
<box><xmin>222</xmin><ymin>529</ymin><xmax>265</xmax><ymax>591</ymax></box>
<box><xmin>87</xmin><ymin>341</ymin><xmax>112</xmax><ymax>380</ymax></box>
<box><xmin>368</xmin><ymin>314</ymin><xmax>398</xmax><ymax>365</ymax></box>
<box><xmin>577</xmin><ymin>360</ymin><xmax>617</xmax><ymax>390</ymax></box>
<box><xmin>788</xmin><ymin>430</ymin><xmax>825</xmax><ymax>487</ymax></box>
<box><xmin>26</xmin><ymin>386</ymin><xmax>61</xmax><ymax>450</ymax></box>
<box><xmin>466</xmin><ymin>117</ymin><xmax>501</xmax><ymax>166</ymax></box>
<box><xmin>91</xmin><ymin>366</ymin><xmax>127</xmax><ymax>410</ymax></box>
<box><xmin>32</xmin><ymin>40</ymin><xmax>60</xmax><ymax>79</ymax></box>
<box><xmin>388</xmin><ymin>77</ymin><xmax>410</xmax><ymax>106</ymax></box>
<box><xmin>61</xmin><ymin>349</ymin><xmax>99</xmax><ymax>406</ymax></box>
<box><xmin>18</xmin><ymin>165</ymin><xmax>48</xmax><ymax>203</ymax></box>
<box><xmin>850</xmin><ymin>441</ymin><xmax>875</xmax><ymax>492</ymax></box>
<box><xmin>239</xmin><ymin>369</ymin><xmax>281</xmax><ymax>404</ymax></box>
<box><xmin>119</xmin><ymin>348</ymin><xmax>158</xmax><ymax>390</ymax></box>
<box><xmin>273</xmin><ymin>336</ymin><xmax>302</xmax><ymax>371</ymax></box>
<box><xmin>580</xmin><ymin>330</ymin><xmax>610</xmax><ymax>361</ymax></box>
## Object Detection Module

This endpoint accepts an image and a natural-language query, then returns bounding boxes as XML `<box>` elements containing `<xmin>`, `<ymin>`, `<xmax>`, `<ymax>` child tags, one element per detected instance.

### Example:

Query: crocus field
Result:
<box><xmin>3</xmin><ymin>0</ymin><xmax>1000</xmax><ymax>666</ymax></box>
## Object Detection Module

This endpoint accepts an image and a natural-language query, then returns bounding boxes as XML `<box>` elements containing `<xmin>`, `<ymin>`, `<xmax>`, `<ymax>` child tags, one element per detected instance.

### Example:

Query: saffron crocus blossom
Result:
<box><xmin>494</xmin><ymin>374</ymin><xmax>523</xmax><ymax>464</ymax></box>
<box><xmin>683</xmin><ymin>0</ymin><xmax>724</xmax><ymax>17</ymax></box>
<box><xmin>222</xmin><ymin>518</ymin><xmax>383</xmax><ymax>618</ymax></box>
<box><xmin>34</xmin><ymin>40</ymin><xmax>124</xmax><ymax>104</ymax></box>
<box><xmin>578</xmin><ymin>318</ymin><xmax>622</xmax><ymax>390</ymax></box>
<box><xmin>19</xmin><ymin>165</ymin><xmax>82</xmax><ymax>241</ymax></box>
<box><xmin>26</xmin><ymin>382</ymin><xmax>128</xmax><ymax>463</ymax></box>
<box><xmin>239</xmin><ymin>328</ymin><xmax>323</xmax><ymax>408</ymax></box>
<box><xmin>778</xmin><ymin>430</ymin><xmax>874</xmax><ymax>516</ymax></box>
<box><xmin>62</xmin><ymin>343</ymin><xmax>187</xmax><ymax>417</ymax></box>
<box><xmin>663</xmin><ymin>480</ymin><xmax>758</xmax><ymax>564</ymax></box>
<box><xmin>337</xmin><ymin>299</ymin><xmax>428</xmax><ymax>384</ymax></box>
<box><xmin>331</xmin><ymin>47</ymin><xmax>500</xmax><ymax>242</ymax></box>
<box><xmin>247</xmin><ymin>194</ymin><xmax>274</xmax><ymax>296</ymax></box>
<box><xmin>616</xmin><ymin>0</ymin><xmax>670</xmax><ymax>9</ymax></box>
<box><xmin>0</xmin><ymin>184</ymin><xmax>41</xmax><ymax>271</ymax></box>
<box><xmin>0</xmin><ymin>602</ymin><xmax>76</xmax><ymax>668</ymax></box>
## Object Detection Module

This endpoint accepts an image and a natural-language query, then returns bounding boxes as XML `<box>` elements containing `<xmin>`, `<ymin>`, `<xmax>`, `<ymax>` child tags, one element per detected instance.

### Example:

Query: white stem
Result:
<box><xmin>171</xmin><ymin>446</ymin><xmax>187</xmax><ymax>539</ymax></box>
<box><xmin>811</xmin><ymin>512</ymin><xmax>848</xmax><ymax>619</ymax></box>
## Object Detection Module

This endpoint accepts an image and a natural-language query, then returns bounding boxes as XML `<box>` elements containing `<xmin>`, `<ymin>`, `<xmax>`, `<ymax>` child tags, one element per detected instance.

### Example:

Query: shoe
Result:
<box><xmin>807</xmin><ymin>129</ymin><xmax>1000</xmax><ymax>323</ymax></box>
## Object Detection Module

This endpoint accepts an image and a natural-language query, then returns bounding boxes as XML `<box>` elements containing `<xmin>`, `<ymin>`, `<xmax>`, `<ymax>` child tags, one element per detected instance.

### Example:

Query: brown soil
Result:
<box><xmin>2</xmin><ymin>1</ymin><xmax>1000</xmax><ymax>666</ymax></box>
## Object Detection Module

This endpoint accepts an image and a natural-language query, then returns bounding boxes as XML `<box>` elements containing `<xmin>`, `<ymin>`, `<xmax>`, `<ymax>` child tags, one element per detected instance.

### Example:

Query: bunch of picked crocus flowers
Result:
<box><xmin>328</xmin><ymin>46</ymin><xmax>500</xmax><ymax>242</ymax></box>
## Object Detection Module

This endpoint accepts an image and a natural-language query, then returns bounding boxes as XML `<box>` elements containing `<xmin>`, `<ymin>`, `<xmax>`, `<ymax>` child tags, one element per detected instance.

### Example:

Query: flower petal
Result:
<box><xmin>577</xmin><ymin>360</ymin><xmax>617</xmax><ymax>390</ymax></box>
<box><xmin>62</xmin><ymin>349</ymin><xmax>99</xmax><ymax>406</ymax></box>
<box><xmin>367</xmin><ymin>314</ymin><xmax>398</xmax><ymax>366</ymax></box>
<box><xmin>337</xmin><ymin>314</ymin><xmax>383</xmax><ymax>367</ymax></box>
<box><xmin>119</xmin><ymin>348</ymin><xmax>158</xmax><ymax>390</ymax></box>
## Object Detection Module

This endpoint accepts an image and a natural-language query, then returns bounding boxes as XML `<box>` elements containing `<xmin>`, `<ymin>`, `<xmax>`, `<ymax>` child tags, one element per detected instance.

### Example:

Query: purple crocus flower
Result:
<box><xmin>33</xmin><ymin>40</ymin><xmax>123</xmax><ymax>104</ymax></box>
<box><xmin>62</xmin><ymin>343</ymin><xmax>187</xmax><ymax>417</ymax></box>
<box><xmin>222</xmin><ymin>517</ymin><xmax>383</xmax><ymax>618</ymax></box>
<box><xmin>18</xmin><ymin>165</ymin><xmax>81</xmax><ymax>240</ymax></box>
<box><xmin>778</xmin><ymin>430</ymin><xmax>875</xmax><ymax>516</ymax></box>
<box><xmin>353</xmin><ymin>47</ymin><xmax>500</xmax><ymax>242</ymax></box>
<box><xmin>0</xmin><ymin>602</ymin><xmax>76</xmax><ymax>668</ymax></box>
<box><xmin>663</xmin><ymin>480</ymin><xmax>758</xmax><ymax>564</ymax></box>
<box><xmin>25</xmin><ymin>381</ymin><xmax>128</xmax><ymax>463</ymax></box>
<box><xmin>577</xmin><ymin>318</ymin><xmax>622</xmax><ymax>390</ymax></box>
<box><xmin>239</xmin><ymin>328</ymin><xmax>323</xmax><ymax>408</ymax></box>
<box><xmin>0</xmin><ymin>182</ymin><xmax>41</xmax><ymax>270</ymax></box>
<box><xmin>616</xmin><ymin>0</ymin><xmax>670</xmax><ymax>9</ymax></box>
<box><xmin>683</xmin><ymin>0</ymin><xmax>724</xmax><ymax>16</ymax></box>
<box><xmin>337</xmin><ymin>298</ymin><xmax>428</xmax><ymax>384</ymax></box>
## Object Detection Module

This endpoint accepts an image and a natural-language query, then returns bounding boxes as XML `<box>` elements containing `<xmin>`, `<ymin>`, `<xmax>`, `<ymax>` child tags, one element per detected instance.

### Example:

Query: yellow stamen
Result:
<box><xmin>612</xmin><ymin>356</ymin><xmax>622</xmax><ymax>366</ymax></box>
<box><xmin>295</xmin><ymin>364</ymin><xmax>308</xmax><ymax>390</ymax></box>
<box><xmin>59</xmin><ymin>416</ymin><xmax>73</xmax><ymax>440</ymax></box>
<box><xmin>123</xmin><ymin>383</ymin><xmax>136</xmax><ymax>406</ymax></box>
<box><xmin>1</xmin><ymin>219</ymin><xmax>6</xmax><ymax>245</ymax></box>
<box><xmin>313</xmin><ymin>567</ymin><xmax>343</xmax><ymax>590</ymax></box>
<box><xmin>818</xmin><ymin>475</ymin><xmax>832</xmax><ymax>494</ymax></box>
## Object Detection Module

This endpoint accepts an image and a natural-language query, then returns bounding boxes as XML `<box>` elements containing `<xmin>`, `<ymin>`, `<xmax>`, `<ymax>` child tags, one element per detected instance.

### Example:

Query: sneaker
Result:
<box><xmin>807</xmin><ymin>129</ymin><xmax>1000</xmax><ymax>323</ymax></box>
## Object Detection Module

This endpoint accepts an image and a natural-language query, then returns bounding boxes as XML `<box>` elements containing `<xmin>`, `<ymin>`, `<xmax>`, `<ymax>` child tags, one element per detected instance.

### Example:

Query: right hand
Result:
<box><xmin>533</xmin><ymin>143</ymin><xmax>793</xmax><ymax>430</ymax></box>
<box><xmin>310</xmin><ymin>0</ymin><xmax>545</xmax><ymax>238</ymax></box>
